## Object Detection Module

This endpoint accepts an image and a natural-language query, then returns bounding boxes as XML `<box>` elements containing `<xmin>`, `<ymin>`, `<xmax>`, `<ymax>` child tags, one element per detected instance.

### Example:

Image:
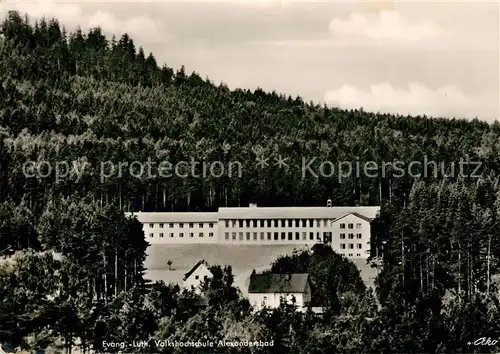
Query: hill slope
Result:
<box><xmin>0</xmin><ymin>11</ymin><xmax>498</xmax><ymax>214</ymax></box>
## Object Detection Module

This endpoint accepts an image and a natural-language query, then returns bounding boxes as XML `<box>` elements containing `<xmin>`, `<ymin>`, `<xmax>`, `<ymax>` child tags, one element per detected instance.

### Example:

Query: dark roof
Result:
<box><xmin>0</xmin><ymin>343</ymin><xmax>15</xmax><ymax>353</ymax></box>
<box><xmin>248</xmin><ymin>273</ymin><xmax>309</xmax><ymax>294</ymax></box>
<box><xmin>183</xmin><ymin>260</ymin><xmax>207</xmax><ymax>281</ymax></box>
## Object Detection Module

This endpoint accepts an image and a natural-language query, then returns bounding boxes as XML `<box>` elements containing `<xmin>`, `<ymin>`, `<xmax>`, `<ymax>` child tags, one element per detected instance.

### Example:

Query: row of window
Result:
<box><xmin>340</xmin><ymin>243</ymin><xmax>364</xmax><ymax>249</ymax></box>
<box><xmin>149</xmin><ymin>231</ymin><xmax>366</xmax><ymax>241</ymax></box>
<box><xmin>340</xmin><ymin>233</ymin><xmax>363</xmax><ymax>239</ymax></box>
<box><xmin>146</xmin><ymin>221</ymin><xmax>364</xmax><ymax>229</ymax></box>
<box><xmin>340</xmin><ymin>223</ymin><xmax>362</xmax><ymax>229</ymax></box>
<box><xmin>148</xmin><ymin>222</ymin><xmax>215</xmax><ymax>229</ymax></box>
<box><xmin>223</xmin><ymin>219</ymin><xmax>364</xmax><ymax>229</ymax></box>
<box><xmin>149</xmin><ymin>231</ymin><xmax>365</xmax><ymax>241</ymax></box>
<box><xmin>149</xmin><ymin>232</ymin><xmax>214</xmax><ymax>238</ymax></box>
<box><xmin>224</xmin><ymin>231</ymin><xmax>330</xmax><ymax>241</ymax></box>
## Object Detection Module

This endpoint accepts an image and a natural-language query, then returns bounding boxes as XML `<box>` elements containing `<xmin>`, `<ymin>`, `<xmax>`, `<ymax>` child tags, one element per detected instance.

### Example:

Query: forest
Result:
<box><xmin>2</xmin><ymin>10</ymin><xmax>500</xmax><ymax>353</ymax></box>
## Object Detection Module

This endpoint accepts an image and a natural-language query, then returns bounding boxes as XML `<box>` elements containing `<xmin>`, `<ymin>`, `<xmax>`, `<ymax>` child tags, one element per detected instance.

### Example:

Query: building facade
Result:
<box><xmin>183</xmin><ymin>260</ymin><xmax>213</xmax><ymax>294</ymax></box>
<box><xmin>127</xmin><ymin>203</ymin><xmax>380</xmax><ymax>259</ymax></box>
<box><xmin>248</xmin><ymin>273</ymin><xmax>311</xmax><ymax>311</ymax></box>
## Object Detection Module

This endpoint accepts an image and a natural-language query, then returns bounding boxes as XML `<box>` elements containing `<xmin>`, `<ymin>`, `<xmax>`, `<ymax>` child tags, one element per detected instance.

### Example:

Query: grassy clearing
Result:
<box><xmin>144</xmin><ymin>244</ymin><xmax>377</xmax><ymax>289</ymax></box>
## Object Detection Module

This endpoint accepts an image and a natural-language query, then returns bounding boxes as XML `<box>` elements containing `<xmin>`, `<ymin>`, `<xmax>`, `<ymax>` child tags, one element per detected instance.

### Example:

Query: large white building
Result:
<box><xmin>127</xmin><ymin>203</ymin><xmax>380</xmax><ymax>259</ymax></box>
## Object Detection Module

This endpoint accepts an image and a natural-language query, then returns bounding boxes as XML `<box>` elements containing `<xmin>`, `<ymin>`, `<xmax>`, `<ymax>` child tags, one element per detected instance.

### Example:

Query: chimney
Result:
<box><xmin>326</xmin><ymin>199</ymin><xmax>332</xmax><ymax>207</ymax></box>
<box><xmin>249</xmin><ymin>203</ymin><xmax>257</xmax><ymax>208</ymax></box>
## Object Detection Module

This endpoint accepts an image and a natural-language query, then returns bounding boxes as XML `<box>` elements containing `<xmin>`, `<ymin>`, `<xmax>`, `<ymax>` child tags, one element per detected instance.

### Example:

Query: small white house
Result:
<box><xmin>248</xmin><ymin>272</ymin><xmax>311</xmax><ymax>311</ymax></box>
<box><xmin>182</xmin><ymin>260</ymin><xmax>213</xmax><ymax>294</ymax></box>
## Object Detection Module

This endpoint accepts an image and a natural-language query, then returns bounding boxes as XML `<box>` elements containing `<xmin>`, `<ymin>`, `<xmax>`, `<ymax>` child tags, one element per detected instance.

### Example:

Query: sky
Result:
<box><xmin>1</xmin><ymin>0</ymin><xmax>499</xmax><ymax>121</ymax></box>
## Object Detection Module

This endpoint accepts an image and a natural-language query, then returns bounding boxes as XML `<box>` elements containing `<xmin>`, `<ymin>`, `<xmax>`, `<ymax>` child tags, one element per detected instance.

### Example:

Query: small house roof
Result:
<box><xmin>248</xmin><ymin>273</ymin><xmax>309</xmax><ymax>294</ymax></box>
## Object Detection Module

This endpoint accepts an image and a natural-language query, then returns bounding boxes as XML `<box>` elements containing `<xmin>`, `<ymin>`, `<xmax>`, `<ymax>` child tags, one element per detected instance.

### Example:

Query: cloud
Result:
<box><xmin>86</xmin><ymin>11</ymin><xmax>164</xmax><ymax>41</ymax></box>
<box><xmin>329</xmin><ymin>11</ymin><xmax>444</xmax><ymax>42</ymax></box>
<box><xmin>324</xmin><ymin>83</ymin><xmax>495</xmax><ymax>120</ymax></box>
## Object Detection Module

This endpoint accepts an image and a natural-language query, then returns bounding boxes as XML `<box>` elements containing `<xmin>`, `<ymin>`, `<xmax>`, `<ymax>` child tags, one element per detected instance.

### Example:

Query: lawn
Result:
<box><xmin>144</xmin><ymin>244</ymin><xmax>377</xmax><ymax>290</ymax></box>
